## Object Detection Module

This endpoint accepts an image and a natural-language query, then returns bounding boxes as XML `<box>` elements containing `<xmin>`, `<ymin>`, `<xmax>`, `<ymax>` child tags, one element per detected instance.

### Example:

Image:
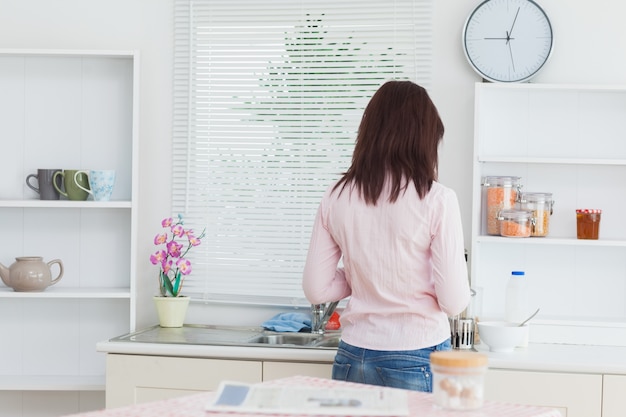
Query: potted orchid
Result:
<box><xmin>150</xmin><ymin>214</ymin><xmax>206</xmax><ymax>297</ymax></box>
<box><xmin>150</xmin><ymin>215</ymin><xmax>205</xmax><ymax>327</ymax></box>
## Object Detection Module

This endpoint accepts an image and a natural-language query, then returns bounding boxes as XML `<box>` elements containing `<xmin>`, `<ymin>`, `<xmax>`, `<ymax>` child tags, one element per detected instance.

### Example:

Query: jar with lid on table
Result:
<box><xmin>518</xmin><ymin>192</ymin><xmax>554</xmax><ymax>237</ymax></box>
<box><xmin>498</xmin><ymin>209</ymin><xmax>534</xmax><ymax>238</ymax></box>
<box><xmin>482</xmin><ymin>176</ymin><xmax>521</xmax><ymax>235</ymax></box>
<box><xmin>431</xmin><ymin>351</ymin><xmax>488</xmax><ymax>411</ymax></box>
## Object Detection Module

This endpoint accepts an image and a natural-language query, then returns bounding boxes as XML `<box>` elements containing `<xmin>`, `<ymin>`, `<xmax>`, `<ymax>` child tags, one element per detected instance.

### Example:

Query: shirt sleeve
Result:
<box><xmin>430</xmin><ymin>188</ymin><xmax>471</xmax><ymax>317</ymax></box>
<box><xmin>302</xmin><ymin>196</ymin><xmax>352</xmax><ymax>305</ymax></box>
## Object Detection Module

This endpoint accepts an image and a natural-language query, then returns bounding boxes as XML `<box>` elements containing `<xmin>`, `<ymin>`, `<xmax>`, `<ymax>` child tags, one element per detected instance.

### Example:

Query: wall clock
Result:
<box><xmin>462</xmin><ymin>0</ymin><xmax>553</xmax><ymax>83</ymax></box>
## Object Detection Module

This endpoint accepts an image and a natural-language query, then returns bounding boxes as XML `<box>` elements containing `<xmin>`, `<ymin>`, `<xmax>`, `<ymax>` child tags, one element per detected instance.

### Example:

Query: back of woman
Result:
<box><xmin>302</xmin><ymin>80</ymin><xmax>470</xmax><ymax>392</ymax></box>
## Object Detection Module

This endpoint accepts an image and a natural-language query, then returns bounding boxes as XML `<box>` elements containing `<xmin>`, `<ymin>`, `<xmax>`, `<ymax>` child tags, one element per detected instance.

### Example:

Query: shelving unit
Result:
<box><xmin>0</xmin><ymin>49</ymin><xmax>138</xmax><ymax>416</ymax></box>
<box><xmin>470</xmin><ymin>82</ymin><xmax>626</xmax><ymax>347</ymax></box>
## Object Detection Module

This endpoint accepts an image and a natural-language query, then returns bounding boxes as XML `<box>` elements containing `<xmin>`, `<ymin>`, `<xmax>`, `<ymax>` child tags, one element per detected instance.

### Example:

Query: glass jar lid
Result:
<box><xmin>519</xmin><ymin>192</ymin><xmax>552</xmax><ymax>203</ymax></box>
<box><xmin>481</xmin><ymin>176</ymin><xmax>521</xmax><ymax>187</ymax></box>
<box><xmin>498</xmin><ymin>209</ymin><xmax>533</xmax><ymax>221</ymax></box>
<box><xmin>430</xmin><ymin>351</ymin><xmax>488</xmax><ymax>368</ymax></box>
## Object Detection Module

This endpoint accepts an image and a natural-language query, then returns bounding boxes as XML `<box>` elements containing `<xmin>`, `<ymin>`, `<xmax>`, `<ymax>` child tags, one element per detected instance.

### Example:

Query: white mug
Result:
<box><xmin>75</xmin><ymin>170</ymin><xmax>116</xmax><ymax>201</ymax></box>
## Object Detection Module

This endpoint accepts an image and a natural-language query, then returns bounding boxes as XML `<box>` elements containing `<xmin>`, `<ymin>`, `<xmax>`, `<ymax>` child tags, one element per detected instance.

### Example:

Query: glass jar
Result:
<box><xmin>518</xmin><ymin>192</ymin><xmax>554</xmax><ymax>237</ymax></box>
<box><xmin>576</xmin><ymin>209</ymin><xmax>602</xmax><ymax>239</ymax></box>
<box><xmin>498</xmin><ymin>209</ymin><xmax>534</xmax><ymax>238</ymax></box>
<box><xmin>482</xmin><ymin>176</ymin><xmax>521</xmax><ymax>235</ymax></box>
<box><xmin>431</xmin><ymin>351</ymin><xmax>488</xmax><ymax>411</ymax></box>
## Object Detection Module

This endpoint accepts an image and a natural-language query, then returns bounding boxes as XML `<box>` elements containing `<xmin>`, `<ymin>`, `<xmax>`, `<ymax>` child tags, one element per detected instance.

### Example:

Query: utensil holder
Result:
<box><xmin>450</xmin><ymin>316</ymin><xmax>475</xmax><ymax>350</ymax></box>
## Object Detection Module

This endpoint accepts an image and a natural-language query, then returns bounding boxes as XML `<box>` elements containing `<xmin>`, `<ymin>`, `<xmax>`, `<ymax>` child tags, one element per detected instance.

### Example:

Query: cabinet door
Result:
<box><xmin>485</xmin><ymin>369</ymin><xmax>602</xmax><ymax>417</ymax></box>
<box><xmin>602</xmin><ymin>375</ymin><xmax>626</xmax><ymax>417</ymax></box>
<box><xmin>105</xmin><ymin>354</ymin><xmax>262</xmax><ymax>408</ymax></box>
<box><xmin>263</xmin><ymin>361</ymin><xmax>332</xmax><ymax>381</ymax></box>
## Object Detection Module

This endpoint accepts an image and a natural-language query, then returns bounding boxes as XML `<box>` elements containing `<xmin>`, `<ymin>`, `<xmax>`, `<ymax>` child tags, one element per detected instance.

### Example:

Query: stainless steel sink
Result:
<box><xmin>110</xmin><ymin>324</ymin><xmax>341</xmax><ymax>350</ymax></box>
<box><xmin>311</xmin><ymin>337</ymin><xmax>341</xmax><ymax>348</ymax></box>
<box><xmin>246</xmin><ymin>332</ymin><xmax>341</xmax><ymax>348</ymax></box>
<box><xmin>247</xmin><ymin>333</ymin><xmax>321</xmax><ymax>346</ymax></box>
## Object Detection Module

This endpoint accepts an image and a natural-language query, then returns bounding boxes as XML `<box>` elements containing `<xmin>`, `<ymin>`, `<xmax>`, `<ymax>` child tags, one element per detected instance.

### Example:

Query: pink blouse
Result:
<box><xmin>302</xmin><ymin>180</ymin><xmax>470</xmax><ymax>350</ymax></box>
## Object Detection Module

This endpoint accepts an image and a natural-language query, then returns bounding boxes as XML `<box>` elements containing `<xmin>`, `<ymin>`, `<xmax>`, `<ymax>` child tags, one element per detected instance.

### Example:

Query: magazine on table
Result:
<box><xmin>206</xmin><ymin>381</ymin><xmax>410</xmax><ymax>416</ymax></box>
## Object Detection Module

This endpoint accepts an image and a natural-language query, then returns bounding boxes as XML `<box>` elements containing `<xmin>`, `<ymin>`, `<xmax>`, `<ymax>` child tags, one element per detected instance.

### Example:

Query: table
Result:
<box><xmin>62</xmin><ymin>376</ymin><xmax>561</xmax><ymax>417</ymax></box>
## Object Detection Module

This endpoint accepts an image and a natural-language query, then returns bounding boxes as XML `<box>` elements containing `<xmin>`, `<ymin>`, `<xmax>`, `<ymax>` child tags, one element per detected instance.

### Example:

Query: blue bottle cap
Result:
<box><xmin>512</xmin><ymin>271</ymin><xmax>525</xmax><ymax>276</ymax></box>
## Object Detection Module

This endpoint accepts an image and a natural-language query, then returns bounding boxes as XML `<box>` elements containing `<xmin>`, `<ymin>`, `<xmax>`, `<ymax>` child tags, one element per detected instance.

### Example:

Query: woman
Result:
<box><xmin>302</xmin><ymin>80</ymin><xmax>470</xmax><ymax>392</ymax></box>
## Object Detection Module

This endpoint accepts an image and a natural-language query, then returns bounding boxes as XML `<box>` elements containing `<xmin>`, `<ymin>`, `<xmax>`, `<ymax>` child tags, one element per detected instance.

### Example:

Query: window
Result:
<box><xmin>173</xmin><ymin>0</ymin><xmax>434</xmax><ymax>304</ymax></box>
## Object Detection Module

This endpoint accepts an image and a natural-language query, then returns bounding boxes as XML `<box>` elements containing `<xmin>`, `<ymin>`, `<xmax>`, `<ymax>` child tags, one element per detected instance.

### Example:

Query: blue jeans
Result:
<box><xmin>331</xmin><ymin>339</ymin><xmax>451</xmax><ymax>392</ymax></box>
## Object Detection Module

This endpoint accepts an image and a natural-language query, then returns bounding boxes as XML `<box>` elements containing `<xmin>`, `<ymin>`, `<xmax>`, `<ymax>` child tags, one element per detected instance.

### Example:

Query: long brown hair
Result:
<box><xmin>334</xmin><ymin>80</ymin><xmax>444</xmax><ymax>204</ymax></box>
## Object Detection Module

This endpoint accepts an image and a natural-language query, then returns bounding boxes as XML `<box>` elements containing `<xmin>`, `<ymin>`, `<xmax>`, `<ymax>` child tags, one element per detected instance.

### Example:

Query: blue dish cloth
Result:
<box><xmin>261</xmin><ymin>312</ymin><xmax>312</xmax><ymax>332</ymax></box>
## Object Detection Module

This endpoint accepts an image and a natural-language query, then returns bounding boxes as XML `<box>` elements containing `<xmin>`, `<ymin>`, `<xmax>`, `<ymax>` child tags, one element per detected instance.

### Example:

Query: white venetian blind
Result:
<box><xmin>172</xmin><ymin>0</ymin><xmax>434</xmax><ymax>304</ymax></box>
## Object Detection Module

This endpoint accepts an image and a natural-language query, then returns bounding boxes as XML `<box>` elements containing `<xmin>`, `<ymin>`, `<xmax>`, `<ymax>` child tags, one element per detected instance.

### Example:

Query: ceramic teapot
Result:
<box><xmin>0</xmin><ymin>256</ymin><xmax>64</xmax><ymax>292</ymax></box>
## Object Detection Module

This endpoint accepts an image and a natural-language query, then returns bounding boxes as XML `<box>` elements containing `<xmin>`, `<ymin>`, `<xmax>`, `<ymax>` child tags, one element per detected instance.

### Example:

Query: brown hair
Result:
<box><xmin>334</xmin><ymin>80</ymin><xmax>444</xmax><ymax>204</ymax></box>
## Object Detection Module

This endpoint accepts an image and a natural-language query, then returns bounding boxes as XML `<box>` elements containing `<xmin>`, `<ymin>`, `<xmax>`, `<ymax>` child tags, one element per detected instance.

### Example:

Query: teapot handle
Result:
<box><xmin>47</xmin><ymin>259</ymin><xmax>64</xmax><ymax>287</ymax></box>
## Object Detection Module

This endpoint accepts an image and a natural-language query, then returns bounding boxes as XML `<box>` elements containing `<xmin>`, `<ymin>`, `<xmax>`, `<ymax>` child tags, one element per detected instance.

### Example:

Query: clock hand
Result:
<box><xmin>508</xmin><ymin>40</ymin><xmax>516</xmax><ymax>72</ymax></box>
<box><xmin>507</xmin><ymin>7</ymin><xmax>520</xmax><ymax>44</ymax></box>
<box><xmin>484</xmin><ymin>36</ymin><xmax>515</xmax><ymax>40</ymax></box>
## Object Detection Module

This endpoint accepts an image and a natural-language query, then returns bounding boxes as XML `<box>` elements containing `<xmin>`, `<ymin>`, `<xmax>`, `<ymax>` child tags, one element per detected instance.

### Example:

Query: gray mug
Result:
<box><xmin>26</xmin><ymin>169</ymin><xmax>62</xmax><ymax>200</ymax></box>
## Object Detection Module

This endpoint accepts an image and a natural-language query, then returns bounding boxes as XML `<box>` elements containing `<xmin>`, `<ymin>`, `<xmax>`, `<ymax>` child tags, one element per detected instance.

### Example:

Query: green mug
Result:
<box><xmin>53</xmin><ymin>170</ymin><xmax>91</xmax><ymax>201</ymax></box>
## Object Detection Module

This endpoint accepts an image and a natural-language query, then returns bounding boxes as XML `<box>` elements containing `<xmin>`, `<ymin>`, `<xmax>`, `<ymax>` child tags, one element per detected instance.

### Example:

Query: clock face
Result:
<box><xmin>463</xmin><ymin>0</ymin><xmax>553</xmax><ymax>83</ymax></box>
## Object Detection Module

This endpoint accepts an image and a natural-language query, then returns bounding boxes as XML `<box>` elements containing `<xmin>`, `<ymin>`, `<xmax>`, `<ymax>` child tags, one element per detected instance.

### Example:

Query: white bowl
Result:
<box><xmin>477</xmin><ymin>321</ymin><xmax>528</xmax><ymax>352</ymax></box>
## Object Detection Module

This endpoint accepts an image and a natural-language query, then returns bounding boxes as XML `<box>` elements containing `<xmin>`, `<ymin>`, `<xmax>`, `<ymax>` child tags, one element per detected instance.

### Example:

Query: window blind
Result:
<box><xmin>172</xmin><ymin>0</ymin><xmax>434</xmax><ymax>304</ymax></box>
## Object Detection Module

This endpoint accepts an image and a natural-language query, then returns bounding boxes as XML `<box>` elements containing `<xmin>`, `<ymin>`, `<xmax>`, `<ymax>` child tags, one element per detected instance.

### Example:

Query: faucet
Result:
<box><xmin>310</xmin><ymin>301</ymin><xmax>340</xmax><ymax>334</ymax></box>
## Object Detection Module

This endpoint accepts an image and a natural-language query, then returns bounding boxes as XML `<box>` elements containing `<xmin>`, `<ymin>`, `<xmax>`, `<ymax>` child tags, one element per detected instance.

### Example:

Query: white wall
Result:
<box><xmin>1</xmin><ymin>0</ymin><xmax>625</xmax><ymax>329</ymax></box>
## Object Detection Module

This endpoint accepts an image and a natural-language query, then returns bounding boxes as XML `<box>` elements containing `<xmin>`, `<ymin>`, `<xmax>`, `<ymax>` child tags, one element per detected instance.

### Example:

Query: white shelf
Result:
<box><xmin>0</xmin><ymin>48</ymin><xmax>136</xmax><ymax>58</ymax></box>
<box><xmin>0</xmin><ymin>200</ymin><xmax>132</xmax><ymax>209</ymax></box>
<box><xmin>0</xmin><ymin>49</ymin><xmax>139</xmax><ymax>407</ymax></box>
<box><xmin>478</xmin><ymin>156</ymin><xmax>626</xmax><ymax>166</ymax></box>
<box><xmin>0</xmin><ymin>287</ymin><xmax>131</xmax><ymax>298</ymax></box>
<box><xmin>476</xmin><ymin>236</ymin><xmax>626</xmax><ymax>248</ymax></box>
<box><xmin>0</xmin><ymin>375</ymin><xmax>104</xmax><ymax>391</ymax></box>
<box><xmin>471</xmin><ymin>82</ymin><xmax>626</xmax><ymax>347</ymax></box>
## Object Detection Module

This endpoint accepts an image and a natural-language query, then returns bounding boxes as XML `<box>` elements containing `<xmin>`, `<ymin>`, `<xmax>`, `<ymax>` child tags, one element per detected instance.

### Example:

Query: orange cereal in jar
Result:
<box><xmin>482</xmin><ymin>176</ymin><xmax>521</xmax><ymax>235</ymax></box>
<box><xmin>498</xmin><ymin>209</ymin><xmax>533</xmax><ymax>238</ymax></box>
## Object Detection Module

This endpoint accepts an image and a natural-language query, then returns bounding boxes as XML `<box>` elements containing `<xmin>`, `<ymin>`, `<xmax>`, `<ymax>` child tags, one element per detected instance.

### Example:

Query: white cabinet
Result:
<box><xmin>0</xmin><ymin>49</ymin><xmax>138</xmax><ymax>416</ymax></box>
<box><xmin>470</xmin><ymin>83</ymin><xmax>626</xmax><ymax>346</ymax></box>
<box><xmin>602</xmin><ymin>375</ymin><xmax>626</xmax><ymax>417</ymax></box>
<box><xmin>105</xmin><ymin>354</ymin><xmax>263</xmax><ymax>408</ymax></box>
<box><xmin>262</xmin><ymin>361</ymin><xmax>332</xmax><ymax>381</ymax></box>
<box><xmin>104</xmin><ymin>354</ymin><xmax>333</xmax><ymax>408</ymax></box>
<box><xmin>484</xmin><ymin>369</ymin><xmax>602</xmax><ymax>417</ymax></box>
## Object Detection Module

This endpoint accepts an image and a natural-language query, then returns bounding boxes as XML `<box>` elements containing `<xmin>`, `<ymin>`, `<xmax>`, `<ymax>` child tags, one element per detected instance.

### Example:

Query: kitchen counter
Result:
<box><xmin>62</xmin><ymin>375</ymin><xmax>560</xmax><ymax>417</ymax></box>
<box><xmin>96</xmin><ymin>325</ymin><xmax>626</xmax><ymax>374</ymax></box>
<box><xmin>97</xmin><ymin>324</ymin><xmax>337</xmax><ymax>363</ymax></box>
<box><xmin>473</xmin><ymin>342</ymin><xmax>626</xmax><ymax>375</ymax></box>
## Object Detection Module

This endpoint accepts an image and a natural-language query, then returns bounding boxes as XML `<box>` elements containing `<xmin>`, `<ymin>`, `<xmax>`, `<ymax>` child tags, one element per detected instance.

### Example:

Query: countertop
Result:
<box><xmin>62</xmin><ymin>375</ymin><xmax>560</xmax><ymax>417</ymax></box>
<box><xmin>96</xmin><ymin>325</ymin><xmax>626</xmax><ymax>375</ymax></box>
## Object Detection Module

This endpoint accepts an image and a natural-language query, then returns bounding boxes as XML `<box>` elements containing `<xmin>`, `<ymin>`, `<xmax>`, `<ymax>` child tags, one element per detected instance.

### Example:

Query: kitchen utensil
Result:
<box><xmin>449</xmin><ymin>316</ymin><xmax>475</xmax><ymax>350</ymax></box>
<box><xmin>518</xmin><ymin>308</ymin><xmax>540</xmax><ymax>327</ymax></box>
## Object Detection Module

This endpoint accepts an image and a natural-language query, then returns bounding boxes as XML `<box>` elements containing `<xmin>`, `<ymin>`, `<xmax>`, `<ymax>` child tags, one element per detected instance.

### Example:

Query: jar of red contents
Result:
<box><xmin>498</xmin><ymin>209</ymin><xmax>534</xmax><ymax>238</ymax></box>
<box><xmin>518</xmin><ymin>192</ymin><xmax>554</xmax><ymax>237</ymax></box>
<box><xmin>482</xmin><ymin>176</ymin><xmax>521</xmax><ymax>236</ymax></box>
<box><xmin>576</xmin><ymin>209</ymin><xmax>602</xmax><ymax>239</ymax></box>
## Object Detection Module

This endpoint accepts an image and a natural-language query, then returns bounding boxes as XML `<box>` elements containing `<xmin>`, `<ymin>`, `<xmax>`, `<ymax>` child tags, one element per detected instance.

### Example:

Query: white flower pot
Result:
<box><xmin>153</xmin><ymin>295</ymin><xmax>190</xmax><ymax>327</ymax></box>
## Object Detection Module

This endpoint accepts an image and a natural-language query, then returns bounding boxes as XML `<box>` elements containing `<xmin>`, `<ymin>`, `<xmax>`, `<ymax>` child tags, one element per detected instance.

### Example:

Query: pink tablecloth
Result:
<box><xmin>64</xmin><ymin>376</ymin><xmax>561</xmax><ymax>417</ymax></box>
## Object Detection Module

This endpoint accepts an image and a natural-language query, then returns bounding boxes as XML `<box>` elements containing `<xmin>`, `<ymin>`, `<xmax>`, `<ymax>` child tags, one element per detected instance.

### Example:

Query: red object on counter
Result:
<box><xmin>325</xmin><ymin>311</ymin><xmax>341</xmax><ymax>330</ymax></box>
<box><xmin>60</xmin><ymin>376</ymin><xmax>561</xmax><ymax>417</ymax></box>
